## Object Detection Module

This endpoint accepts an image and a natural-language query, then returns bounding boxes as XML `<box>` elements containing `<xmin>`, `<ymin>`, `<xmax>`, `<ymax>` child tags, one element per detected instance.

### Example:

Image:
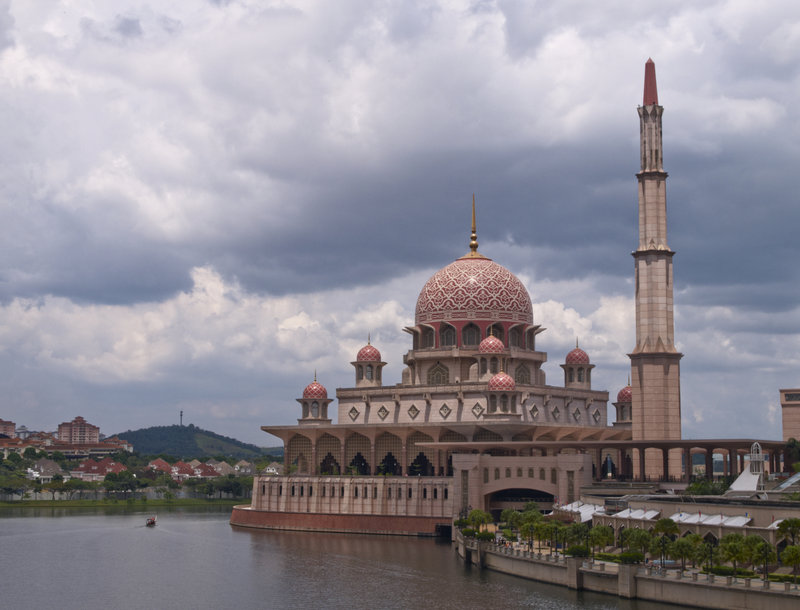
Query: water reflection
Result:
<box><xmin>1</xmin><ymin>508</ymin><xmax>682</xmax><ymax>610</ymax></box>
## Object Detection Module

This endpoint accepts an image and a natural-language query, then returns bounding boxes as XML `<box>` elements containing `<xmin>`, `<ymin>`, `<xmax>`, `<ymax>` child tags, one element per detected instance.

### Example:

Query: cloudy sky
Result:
<box><xmin>0</xmin><ymin>0</ymin><xmax>798</xmax><ymax>446</ymax></box>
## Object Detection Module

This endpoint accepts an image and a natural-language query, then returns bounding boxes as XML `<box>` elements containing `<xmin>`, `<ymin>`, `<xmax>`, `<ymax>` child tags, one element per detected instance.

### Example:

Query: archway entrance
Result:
<box><xmin>487</xmin><ymin>488</ymin><xmax>554</xmax><ymax>520</ymax></box>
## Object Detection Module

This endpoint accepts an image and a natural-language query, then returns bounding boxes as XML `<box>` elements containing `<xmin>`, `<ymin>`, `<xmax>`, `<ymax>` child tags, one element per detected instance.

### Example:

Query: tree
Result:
<box><xmin>668</xmin><ymin>537</ymin><xmax>694</xmax><ymax>572</ymax></box>
<box><xmin>566</xmin><ymin>523</ymin><xmax>589</xmax><ymax>549</ymax></box>
<box><xmin>719</xmin><ymin>533</ymin><xmax>747</xmax><ymax>580</ymax></box>
<box><xmin>778</xmin><ymin>518</ymin><xmax>800</xmax><ymax>546</ymax></box>
<box><xmin>500</xmin><ymin>508</ymin><xmax>521</xmax><ymax>529</ymax></box>
<box><xmin>782</xmin><ymin>545</ymin><xmax>800</xmax><ymax>586</ymax></box>
<box><xmin>588</xmin><ymin>525</ymin><xmax>614</xmax><ymax>558</ymax></box>
<box><xmin>750</xmin><ymin>539</ymin><xmax>776</xmax><ymax>581</ymax></box>
<box><xmin>624</xmin><ymin>528</ymin><xmax>652</xmax><ymax>555</ymax></box>
<box><xmin>467</xmin><ymin>509</ymin><xmax>492</xmax><ymax>531</ymax></box>
<box><xmin>22</xmin><ymin>447</ymin><xmax>39</xmax><ymax>460</ymax></box>
<box><xmin>695</xmin><ymin>541</ymin><xmax>717</xmax><ymax>572</ymax></box>
<box><xmin>653</xmin><ymin>518</ymin><xmax>679</xmax><ymax>538</ymax></box>
<box><xmin>684</xmin><ymin>533</ymin><xmax>704</xmax><ymax>568</ymax></box>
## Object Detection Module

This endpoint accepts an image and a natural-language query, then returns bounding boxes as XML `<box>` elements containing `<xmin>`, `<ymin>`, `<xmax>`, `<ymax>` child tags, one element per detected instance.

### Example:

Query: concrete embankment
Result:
<box><xmin>453</xmin><ymin>532</ymin><xmax>800</xmax><ymax>609</ymax></box>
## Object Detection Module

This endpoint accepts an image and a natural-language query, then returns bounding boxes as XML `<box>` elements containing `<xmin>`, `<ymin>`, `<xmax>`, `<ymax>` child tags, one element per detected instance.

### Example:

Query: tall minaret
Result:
<box><xmin>629</xmin><ymin>59</ymin><xmax>683</xmax><ymax>479</ymax></box>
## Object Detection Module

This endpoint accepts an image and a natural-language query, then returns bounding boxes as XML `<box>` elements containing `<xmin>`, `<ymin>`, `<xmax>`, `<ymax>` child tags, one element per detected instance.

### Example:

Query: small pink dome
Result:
<box><xmin>617</xmin><ymin>385</ymin><xmax>632</xmax><ymax>403</ymax></box>
<box><xmin>302</xmin><ymin>380</ymin><xmax>327</xmax><ymax>400</ymax></box>
<box><xmin>356</xmin><ymin>343</ymin><xmax>381</xmax><ymax>362</ymax></box>
<box><xmin>488</xmin><ymin>371</ymin><xmax>516</xmax><ymax>391</ymax></box>
<box><xmin>479</xmin><ymin>335</ymin><xmax>505</xmax><ymax>354</ymax></box>
<box><xmin>565</xmin><ymin>347</ymin><xmax>589</xmax><ymax>364</ymax></box>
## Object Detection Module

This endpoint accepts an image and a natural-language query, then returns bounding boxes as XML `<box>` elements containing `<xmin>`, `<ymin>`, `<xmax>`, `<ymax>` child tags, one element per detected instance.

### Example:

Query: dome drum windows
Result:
<box><xmin>462</xmin><ymin>323</ymin><xmax>480</xmax><ymax>346</ymax></box>
<box><xmin>440</xmin><ymin>324</ymin><xmax>456</xmax><ymax>347</ymax></box>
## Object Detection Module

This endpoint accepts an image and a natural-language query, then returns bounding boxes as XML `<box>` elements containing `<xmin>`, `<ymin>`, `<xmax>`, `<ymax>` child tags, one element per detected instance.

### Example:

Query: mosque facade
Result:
<box><xmin>230</xmin><ymin>61</ymin><xmax>785</xmax><ymax>536</ymax></box>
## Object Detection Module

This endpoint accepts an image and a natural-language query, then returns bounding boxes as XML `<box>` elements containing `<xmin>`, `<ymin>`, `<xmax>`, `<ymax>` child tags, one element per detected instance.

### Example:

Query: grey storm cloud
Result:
<box><xmin>0</xmin><ymin>1</ymin><xmax>798</xmax><ymax>444</ymax></box>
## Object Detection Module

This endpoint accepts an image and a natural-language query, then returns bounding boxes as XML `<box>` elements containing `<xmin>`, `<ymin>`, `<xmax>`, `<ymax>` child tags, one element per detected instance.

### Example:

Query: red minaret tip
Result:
<box><xmin>643</xmin><ymin>58</ymin><xmax>658</xmax><ymax>106</ymax></box>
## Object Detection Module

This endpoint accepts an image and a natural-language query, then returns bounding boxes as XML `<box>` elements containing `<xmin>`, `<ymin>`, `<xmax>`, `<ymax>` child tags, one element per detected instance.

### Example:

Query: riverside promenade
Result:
<box><xmin>454</xmin><ymin>531</ymin><xmax>800</xmax><ymax>609</ymax></box>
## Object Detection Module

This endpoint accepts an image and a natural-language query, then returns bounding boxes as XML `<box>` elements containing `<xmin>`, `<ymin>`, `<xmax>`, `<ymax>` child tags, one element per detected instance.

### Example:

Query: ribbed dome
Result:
<box><xmin>566</xmin><ymin>347</ymin><xmax>590</xmax><ymax>364</ymax></box>
<box><xmin>356</xmin><ymin>343</ymin><xmax>381</xmax><ymax>362</ymax></box>
<box><xmin>479</xmin><ymin>335</ymin><xmax>505</xmax><ymax>354</ymax></box>
<box><xmin>488</xmin><ymin>371</ymin><xmax>516</xmax><ymax>391</ymax></box>
<box><xmin>415</xmin><ymin>256</ymin><xmax>532</xmax><ymax>326</ymax></box>
<box><xmin>302</xmin><ymin>380</ymin><xmax>327</xmax><ymax>400</ymax></box>
<box><xmin>617</xmin><ymin>385</ymin><xmax>632</xmax><ymax>403</ymax></box>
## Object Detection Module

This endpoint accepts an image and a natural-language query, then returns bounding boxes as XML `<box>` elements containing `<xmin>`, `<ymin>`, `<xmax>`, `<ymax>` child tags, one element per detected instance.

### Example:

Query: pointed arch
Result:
<box><xmin>428</xmin><ymin>362</ymin><xmax>449</xmax><ymax>385</ymax></box>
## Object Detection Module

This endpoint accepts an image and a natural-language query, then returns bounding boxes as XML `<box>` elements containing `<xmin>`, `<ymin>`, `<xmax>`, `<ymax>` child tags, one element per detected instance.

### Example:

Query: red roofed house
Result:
<box><xmin>148</xmin><ymin>458</ymin><xmax>172</xmax><ymax>474</ymax></box>
<box><xmin>70</xmin><ymin>457</ymin><xmax>127</xmax><ymax>482</ymax></box>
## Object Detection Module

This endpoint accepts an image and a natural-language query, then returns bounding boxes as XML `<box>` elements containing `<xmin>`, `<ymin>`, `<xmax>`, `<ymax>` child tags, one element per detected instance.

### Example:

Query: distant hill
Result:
<box><xmin>114</xmin><ymin>424</ymin><xmax>282</xmax><ymax>460</ymax></box>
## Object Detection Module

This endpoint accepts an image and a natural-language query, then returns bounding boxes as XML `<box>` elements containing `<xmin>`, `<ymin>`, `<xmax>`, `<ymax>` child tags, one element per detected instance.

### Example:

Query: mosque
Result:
<box><xmin>230</xmin><ymin>61</ymin><xmax>787</xmax><ymax>536</ymax></box>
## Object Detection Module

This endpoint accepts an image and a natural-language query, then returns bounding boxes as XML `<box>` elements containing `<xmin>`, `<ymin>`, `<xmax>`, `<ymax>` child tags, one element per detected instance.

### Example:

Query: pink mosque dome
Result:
<box><xmin>617</xmin><ymin>385</ymin><xmax>632</xmax><ymax>403</ymax></box>
<box><xmin>415</xmin><ymin>255</ymin><xmax>532</xmax><ymax>326</ymax></box>
<box><xmin>488</xmin><ymin>371</ymin><xmax>516</xmax><ymax>392</ymax></box>
<box><xmin>478</xmin><ymin>334</ymin><xmax>505</xmax><ymax>354</ymax></box>
<box><xmin>302</xmin><ymin>379</ymin><xmax>328</xmax><ymax>400</ymax></box>
<box><xmin>356</xmin><ymin>342</ymin><xmax>381</xmax><ymax>362</ymax></box>
<box><xmin>565</xmin><ymin>346</ymin><xmax>590</xmax><ymax>365</ymax></box>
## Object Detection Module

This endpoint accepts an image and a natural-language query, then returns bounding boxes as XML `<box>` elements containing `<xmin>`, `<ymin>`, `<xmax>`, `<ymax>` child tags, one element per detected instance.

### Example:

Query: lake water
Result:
<box><xmin>0</xmin><ymin>506</ymin><xmax>683</xmax><ymax>609</ymax></box>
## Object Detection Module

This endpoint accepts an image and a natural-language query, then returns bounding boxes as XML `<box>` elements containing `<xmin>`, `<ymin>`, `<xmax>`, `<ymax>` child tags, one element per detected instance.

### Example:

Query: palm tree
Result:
<box><xmin>685</xmin><ymin>533</ymin><xmax>704</xmax><ymax>568</ymax></box>
<box><xmin>668</xmin><ymin>537</ymin><xmax>694</xmax><ymax>572</ymax></box>
<box><xmin>719</xmin><ymin>533</ymin><xmax>747</xmax><ymax>581</ymax></box>
<box><xmin>467</xmin><ymin>509</ymin><xmax>492</xmax><ymax>532</ymax></box>
<box><xmin>588</xmin><ymin>525</ymin><xmax>614</xmax><ymax>558</ymax></box>
<box><xmin>778</xmin><ymin>518</ymin><xmax>800</xmax><ymax>546</ymax></box>
<box><xmin>750</xmin><ymin>539</ymin><xmax>776</xmax><ymax>582</ymax></box>
<box><xmin>782</xmin><ymin>545</ymin><xmax>800</xmax><ymax>587</ymax></box>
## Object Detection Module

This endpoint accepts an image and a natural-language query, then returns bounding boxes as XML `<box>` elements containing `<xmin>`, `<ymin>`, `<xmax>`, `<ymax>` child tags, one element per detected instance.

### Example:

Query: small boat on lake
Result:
<box><xmin>146</xmin><ymin>516</ymin><xmax>157</xmax><ymax>527</ymax></box>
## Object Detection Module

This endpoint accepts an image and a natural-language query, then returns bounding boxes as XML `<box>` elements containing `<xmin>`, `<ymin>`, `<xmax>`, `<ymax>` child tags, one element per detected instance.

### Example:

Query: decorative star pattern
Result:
<box><xmin>565</xmin><ymin>347</ymin><xmax>590</xmax><ymax>364</ymax></box>
<box><xmin>302</xmin><ymin>381</ymin><xmax>327</xmax><ymax>399</ymax></box>
<box><xmin>616</xmin><ymin>385</ymin><xmax>632</xmax><ymax>403</ymax></box>
<box><xmin>357</xmin><ymin>344</ymin><xmax>382</xmax><ymax>362</ymax></box>
<box><xmin>488</xmin><ymin>371</ymin><xmax>516</xmax><ymax>391</ymax></box>
<box><xmin>415</xmin><ymin>257</ymin><xmax>533</xmax><ymax>324</ymax></box>
<box><xmin>479</xmin><ymin>335</ymin><xmax>505</xmax><ymax>354</ymax></box>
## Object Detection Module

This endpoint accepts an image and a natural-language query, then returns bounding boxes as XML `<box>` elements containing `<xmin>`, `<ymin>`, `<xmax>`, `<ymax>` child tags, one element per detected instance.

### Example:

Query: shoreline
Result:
<box><xmin>0</xmin><ymin>498</ymin><xmax>244</xmax><ymax>509</ymax></box>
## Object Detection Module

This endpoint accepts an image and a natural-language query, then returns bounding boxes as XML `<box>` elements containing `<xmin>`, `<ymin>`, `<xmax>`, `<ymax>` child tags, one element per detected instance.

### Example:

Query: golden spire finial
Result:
<box><xmin>463</xmin><ymin>194</ymin><xmax>488</xmax><ymax>259</ymax></box>
<box><xmin>470</xmin><ymin>194</ymin><xmax>478</xmax><ymax>253</ymax></box>
<box><xmin>368</xmin><ymin>333</ymin><xmax>371</xmax><ymax>345</ymax></box>
<box><xmin>314</xmin><ymin>370</ymin><xmax>317</xmax><ymax>382</ymax></box>
<box><xmin>627</xmin><ymin>374</ymin><xmax>631</xmax><ymax>386</ymax></box>
<box><xmin>576</xmin><ymin>338</ymin><xmax>579</xmax><ymax>348</ymax></box>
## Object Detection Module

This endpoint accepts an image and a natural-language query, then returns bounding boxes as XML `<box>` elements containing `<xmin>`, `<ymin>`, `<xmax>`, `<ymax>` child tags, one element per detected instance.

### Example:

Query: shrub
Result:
<box><xmin>704</xmin><ymin>566</ymin><xmax>754</xmax><ymax>577</ymax></box>
<box><xmin>566</xmin><ymin>545</ymin><xmax>589</xmax><ymax>557</ymax></box>
<box><xmin>462</xmin><ymin>528</ymin><xmax>476</xmax><ymax>538</ymax></box>
<box><xmin>595</xmin><ymin>552</ymin><xmax>622</xmax><ymax>563</ymax></box>
<box><xmin>454</xmin><ymin>519</ymin><xmax>468</xmax><ymax>529</ymax></box>
<box><xmin>619</xmin><ymin>551</ymin><xmax>644</xmax><ymax>564</ymax></box>
<box><xmin>476</xmin><ymin>531</ymin><xmax>495</xmax><ymax>542</ymax></box>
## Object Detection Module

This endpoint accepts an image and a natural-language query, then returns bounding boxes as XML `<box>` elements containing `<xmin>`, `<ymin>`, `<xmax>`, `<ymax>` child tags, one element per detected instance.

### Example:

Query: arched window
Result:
<box><xmin>440</xmin><ymin>324</ymin><xmax>456</xmax><ymax>347</ymax></box>
<box><xmin>421</xmin><ymin>327</ymin><xmax>435</xmax><ymax>348</ymax></box>
<box><xmin>509</xmin><ymin>327</ymin><xmax>522</xmax><ymax>348</ymax></box>
<box><xmin>483</xmin><ymin>468</ymin><xmax>489</xmax><ymax>483</ymax></box>
<box><xmin>480</xmin><ymin>359</ymin><xmax>488</xmax><ymax>375</ymax></box>
<box><xmin>489</xmin><ymin>357</ymin><xmax>499</xmax><ymax>374</ymax></box>
<box><xmin>366</xmin><ymin>365</ymin><xmax>373</xmax><ymax>380</ymax></box>
<box><xmin>500</xmin><ymin>394</ymin><xmax>508</xmax><ymax>412</ymax></box>
<box><xmin>494</xmin><ymin>468</ymin><xmax>500</xmax><ymax>480</ymax></box>
<box><xmin>515</xmin><ymin>364</ymin><xmax>531</xmax><ymax>385</ymax></box>
<box><xmin>427</xmin><ymin>363</ymin><xmax>449</xmax><ymax>385</ymax></box>
<box><xmin>462</xmin><ymin>324</ymin><xmax>480</xmax><ymax>346</ymax></box>
<box><xmin>311</xmin><ymin>401</ymin><xmax>319</xmax><ymax>417</ymax></box>
<box><xmin>539</xmin><ymin>468</ymin><xmax>545</xmax><ymax>480</ymax></box>
<box><xmin>568</xmin><ymin>369</ymin><xmax>574</xmax><ymax>382</ymax></box>
<box><xmin>489</xmin><ymin>395</ymin><xmax>497</xmax><ymax>413</ymax></box>
<box><xmin>577</xmin><ymin>368</ymin><xmax>584</xmax><ymax>382</ymax></box>
<box><xmin>357</xmin><ymin>365</ymin><xmax>363</xmax><ymax>380</ymax></box>
<box><xmin>526</xmin><ymin>330</ymin><xmax>536</xmax><ymax>351</ymax></box>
